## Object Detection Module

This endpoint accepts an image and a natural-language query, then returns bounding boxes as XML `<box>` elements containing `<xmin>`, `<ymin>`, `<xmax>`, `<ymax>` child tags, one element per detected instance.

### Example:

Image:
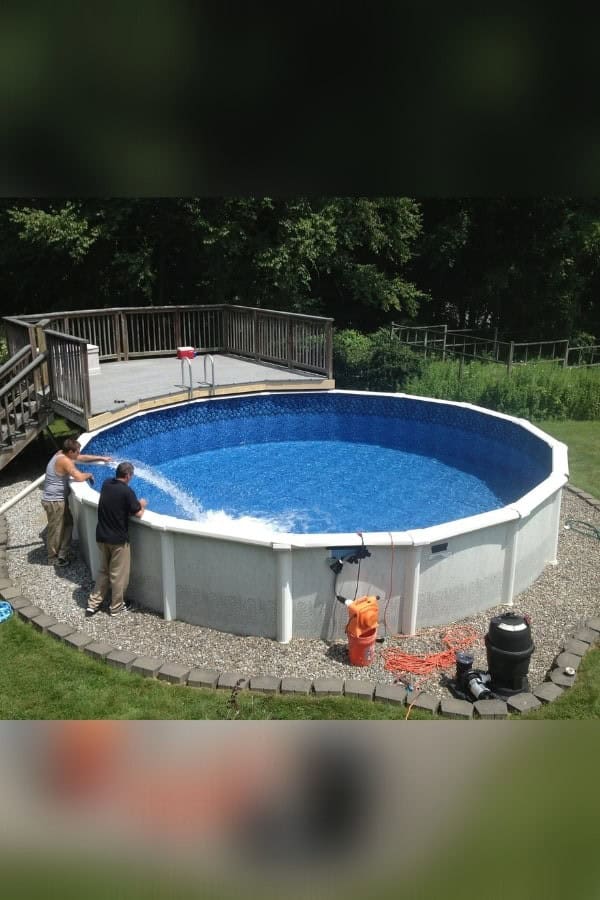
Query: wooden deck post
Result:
<box><xmin>222</xmin><ymin>306</ymin><xmax>230</xmax><ymax>354</ymax></box>
<box><xmin>174</xmin><ymin>308</ymin><xmax>182</xmax><ymax>350</ymax></box>
<box><xmin>252</xmin><ymin>307</ymin><xmax>258</xmax><ymax>360</ymax></box>
<box><xmin>34</xmin><ymin>322</ymin><xmax>48</xmax><ymax>398</ymax></box>
<box><xmin>286</xmin><ymin>317</ymin><xmax>293</xmax><ymax>368</ymax></box>
<box><xmin>120</xmin><ymin>312</ymin><xmax>129</xmax><ymax>361</ymax></box>
<box><xmin>80</xmin><ymin>345</ymin><xmax>91</xmax><ymax>421</ymax></box>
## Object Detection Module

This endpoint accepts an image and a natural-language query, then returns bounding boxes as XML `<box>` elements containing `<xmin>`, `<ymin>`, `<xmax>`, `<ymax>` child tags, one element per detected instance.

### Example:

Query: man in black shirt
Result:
<box><xmin>86</xmin><ymin>461</ymin><xmax>147</xmax><ymax>617</ymax></box>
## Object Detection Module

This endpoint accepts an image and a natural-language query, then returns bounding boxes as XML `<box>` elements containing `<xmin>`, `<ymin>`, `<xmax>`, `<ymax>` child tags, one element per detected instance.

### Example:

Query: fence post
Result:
<box><xmin>493</xmin><ymin>327</ymin><xmax>498</xmax><ymax>359</ymax></box>
<box><xmin>442</xmin><ymin>324</ymin><xmax>447</xmax><ymax>360</ymax></box>
<box><xmin>507</xmin><ymin>341</ymin><xmax>514</xmax><ymax>375</ymax></box>
<box><xmin>459</xmin><ymin>355</ymin><xmax>464</xmax><ymax>381</ymax></box>
<box><xmin>563</xmin><ymin>341</ymin><xmax>569</xmax><ymax>368</ymax></box>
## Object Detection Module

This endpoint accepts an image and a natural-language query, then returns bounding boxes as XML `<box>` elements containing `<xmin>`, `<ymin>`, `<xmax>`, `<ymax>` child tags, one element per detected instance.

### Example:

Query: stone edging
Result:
<box><xmin>0</xmin><ymin>494</ymin><xmax>599</xmax><ymax>719</ymax></box>
<box><xmin>566</xmin><ymin>483</ymin><xmax>600</xmax><ymax>511</ymax></box>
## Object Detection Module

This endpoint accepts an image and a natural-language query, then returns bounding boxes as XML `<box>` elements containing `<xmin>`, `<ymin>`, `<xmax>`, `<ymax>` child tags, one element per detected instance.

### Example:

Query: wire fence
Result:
<box><xmin>390</xmin><ymin>324</ymin><xmax>600</xmax><ymax>374</ymax></box>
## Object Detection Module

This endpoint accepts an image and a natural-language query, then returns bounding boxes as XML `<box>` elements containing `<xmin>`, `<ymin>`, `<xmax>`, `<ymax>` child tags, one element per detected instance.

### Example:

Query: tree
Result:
<box><xmin>0</xmin><ymin>197</ymin><xmax>427</xmax><ymax>325</ymax></box>
<box><xmin>411</xmin><ymin>198</ymin><xmax>600</xmax><ymax>339</ymax></box>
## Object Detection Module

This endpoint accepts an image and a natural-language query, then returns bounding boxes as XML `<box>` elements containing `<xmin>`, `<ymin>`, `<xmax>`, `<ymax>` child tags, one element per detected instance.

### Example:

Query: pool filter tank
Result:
<box><xmin>485</xmin><ymin>612</ymin><xmax>534</xmax><ymax>696</ymax></box>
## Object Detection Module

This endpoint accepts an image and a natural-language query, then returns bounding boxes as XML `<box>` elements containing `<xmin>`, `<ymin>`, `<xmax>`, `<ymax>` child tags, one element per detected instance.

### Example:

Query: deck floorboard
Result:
<box><xmin>89</xmin><ymin>354</ymin><xmax>328</xmax><ymax>418</ymax></box>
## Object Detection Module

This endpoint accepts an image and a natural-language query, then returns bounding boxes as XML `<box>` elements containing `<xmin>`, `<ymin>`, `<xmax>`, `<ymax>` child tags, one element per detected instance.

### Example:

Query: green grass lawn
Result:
<box><xmin>0</xmin><ymin>615</ymin><xmax>435</xmax><ymax>719</ymax></box>
<box><xmin>535</xmin><ymin>419</ymin><xmax>600</xmax><ymax>497</ymax></box>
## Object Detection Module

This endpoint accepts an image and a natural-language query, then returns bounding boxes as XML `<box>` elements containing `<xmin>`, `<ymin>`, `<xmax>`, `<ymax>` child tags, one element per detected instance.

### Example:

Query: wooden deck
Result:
<box><xmin>85</xmin><ymin>354</ymin><xmax>334</xmax><ymax>430</ymax></box>
<box><xmin>2</xmin><ymin>304</ymin><xmax>335</xmax><ymax>442</ymax></box>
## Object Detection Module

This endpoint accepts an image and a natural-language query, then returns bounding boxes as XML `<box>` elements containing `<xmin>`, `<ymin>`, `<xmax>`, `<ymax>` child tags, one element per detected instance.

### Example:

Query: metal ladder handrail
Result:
<box><xmin>178</xmin><ymin>356</ymin><xmax>193</xmax><ymax>399</ymax></box>
<box><xmin>197</xmin><ymin>354</ymin><xmax>215</xmax><ymax>393</ymax></box>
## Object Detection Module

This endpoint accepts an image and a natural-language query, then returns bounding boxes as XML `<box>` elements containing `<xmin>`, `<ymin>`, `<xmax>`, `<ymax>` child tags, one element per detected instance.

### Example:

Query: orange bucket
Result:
<box><xmin>344</xmin><ymin>595</ymin><xmax>379</xmax><ymax>666</ymax></box>
<box><xmin>346</xmin><ymin>595</ymin><xmax>378</xmax><ymax>637</ymax></box>
<box><xmin>348</xmin><ymin>627</ymin><xmax>377</xmax><ymax>666</ymax></box>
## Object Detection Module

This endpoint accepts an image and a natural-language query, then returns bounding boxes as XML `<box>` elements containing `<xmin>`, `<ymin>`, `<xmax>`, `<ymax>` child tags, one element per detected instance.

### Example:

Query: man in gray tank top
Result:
<box><xmin>42</xmin><ymin>437</ymin><xmax>112</xmax><ymax>566</ymax></box>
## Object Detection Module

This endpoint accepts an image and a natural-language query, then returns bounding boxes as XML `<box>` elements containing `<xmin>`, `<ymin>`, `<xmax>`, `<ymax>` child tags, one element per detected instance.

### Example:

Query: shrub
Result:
<box><xmin>333</xmin><ymin>328</ymin><xmax>424</xmax><ymax>392</ymax></box>
<box><xmin>404</xmin><ymin>359</ymin><xmax>600</xmax><ymax>420</ymax></box>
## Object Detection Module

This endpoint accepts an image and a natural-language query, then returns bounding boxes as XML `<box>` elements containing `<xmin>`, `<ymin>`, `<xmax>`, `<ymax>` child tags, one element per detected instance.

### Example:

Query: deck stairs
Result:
<box><xmin>0</xmin><ymin>346</ymin><xmax>54</xmax><ymax>472</ymax></box>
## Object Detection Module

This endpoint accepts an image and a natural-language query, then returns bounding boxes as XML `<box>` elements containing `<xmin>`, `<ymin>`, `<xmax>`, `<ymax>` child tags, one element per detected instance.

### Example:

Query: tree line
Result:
<box><xmin>1</xmin><ymin>198</ymin><xmax>598</xmax><ymax>341</ymax></box>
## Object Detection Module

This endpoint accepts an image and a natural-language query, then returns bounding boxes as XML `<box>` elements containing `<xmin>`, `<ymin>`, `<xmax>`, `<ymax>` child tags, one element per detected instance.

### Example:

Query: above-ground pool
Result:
<box><xmin>71</xmin><ymin>391</ymin><xmax>569</xmax><ymax>641</ymax></box>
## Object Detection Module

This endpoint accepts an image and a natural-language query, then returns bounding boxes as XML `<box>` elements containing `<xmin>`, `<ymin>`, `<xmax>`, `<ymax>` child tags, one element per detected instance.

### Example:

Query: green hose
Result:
<box><xmin>564</xmin><ymin>519</ymin><xmax>600</xmax><ymax>540</ymax></box>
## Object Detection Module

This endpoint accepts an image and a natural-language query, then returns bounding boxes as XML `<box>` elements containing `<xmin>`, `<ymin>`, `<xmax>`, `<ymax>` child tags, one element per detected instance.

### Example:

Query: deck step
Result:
<box><xmin>0</xmin><ymin>413</ymin><xmax>54</xmax><ymax>471</ymax></box>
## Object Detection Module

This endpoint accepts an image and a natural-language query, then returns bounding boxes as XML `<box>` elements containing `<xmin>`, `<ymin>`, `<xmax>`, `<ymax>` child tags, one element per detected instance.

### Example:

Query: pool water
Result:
<box><xmin>85</xmin><ymin>437</ymin><xmax>529</xmax><ymax>534</ymax></box>
<box><xmin>81</xmin><ymin>392</ymin><xmax>551</xmax><ymax>535</ymax></box>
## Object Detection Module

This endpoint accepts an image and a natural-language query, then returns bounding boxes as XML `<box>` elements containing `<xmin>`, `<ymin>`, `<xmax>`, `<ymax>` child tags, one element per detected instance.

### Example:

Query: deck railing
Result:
<box><xmin>2</xmin><ymin>305</ymin><xmax>333</xmax><ymax>427</ymax></box>
<box><xmin>224</xmin><ymin>305</ymin><xmax>333</xmax><ymax>375</ymax></box>
<box><xmin>3</xmin><ymin>316</ymin><xmax>38</xmax><ymax>358</ymax></box>
<box><xmin>0</xmin><ymin>351</ymin><xmax>50</xmax><ymax>449</ymax></box>
<box><xmin>47</xmin><ymin>310</ymin><xmax>122</xmax><ymax>360</ymax></box>
<box><xmin>6</xmin><ymin>304</ymin><xmax>334</xmax><ymax>377</ymax></box>
<box><xmin>45</xmin><ymin>329</ymin><xmax>91</xmax><ymax>423</ymax></box>
<box><xmin>0</xmin><ymin>345</ymin><xmax>34</xmax><ymax>390</ymax></box>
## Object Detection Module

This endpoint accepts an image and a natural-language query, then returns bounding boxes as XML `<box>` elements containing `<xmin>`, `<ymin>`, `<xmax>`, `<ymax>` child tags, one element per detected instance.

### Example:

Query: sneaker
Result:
<box><xmin>109</xmin><ymin>604</ymin><xmax>128</xmax><ymax>616</ymax></box>
<box><xmin>85</xmin><ymin>606</ymin><xmax>100</xmax><ymax>617</ymax></box>
<box><xmin>54</xmin><ymin>557</ymin><xmax>69</xmax><ymax>568</ymax></box>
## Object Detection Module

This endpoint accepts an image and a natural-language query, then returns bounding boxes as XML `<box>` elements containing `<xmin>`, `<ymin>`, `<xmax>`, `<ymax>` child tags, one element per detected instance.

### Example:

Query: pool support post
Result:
<box><xmin>401</xmin><ymin>545</ymin><xmax>422</xmax><ymax>635</ymax></box>
<box><xmin>160</xmin><ymin>530</ymin><xmax>177</xmax><ymax>621</ymax></box>
<box><xmin>273</xmin><ymin>543</ymin><xmax>293</xmax><ymax>643</ymax></box>
<box><xmin>502</xmin><ymin>517</ymin><xmax>520</xmax><ymax>607</ymax></box>
<box><xmin>549</xmin><ymin>489</ymin><xmax>563</xmax><ymax>565</ymax></box>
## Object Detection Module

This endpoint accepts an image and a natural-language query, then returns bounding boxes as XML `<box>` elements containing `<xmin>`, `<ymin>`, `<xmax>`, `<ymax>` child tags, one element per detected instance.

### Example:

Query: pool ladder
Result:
<box><xmin>197</xmin><ymin>354</ymin><xmax>215</xmax><ymax>396</ymax></box>
<box><xmin>179</xmin><ymin>354</ymin><xmax>215</xmax><ymax>400</ymax></box>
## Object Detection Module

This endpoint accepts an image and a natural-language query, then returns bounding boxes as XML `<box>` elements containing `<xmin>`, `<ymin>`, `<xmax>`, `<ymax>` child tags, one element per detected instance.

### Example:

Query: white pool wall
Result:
<box><xmin>70</xmin><ymin>391</ymin><xmax>569</xmax><ymax>641</ymax></box>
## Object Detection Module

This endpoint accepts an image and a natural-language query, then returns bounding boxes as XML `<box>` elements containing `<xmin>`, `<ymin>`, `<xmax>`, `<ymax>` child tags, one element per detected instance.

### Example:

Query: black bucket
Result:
<box><xmin>485</xmin><ymin>612</ymin><xmax>534</xmax><ymax>696</ymax></box>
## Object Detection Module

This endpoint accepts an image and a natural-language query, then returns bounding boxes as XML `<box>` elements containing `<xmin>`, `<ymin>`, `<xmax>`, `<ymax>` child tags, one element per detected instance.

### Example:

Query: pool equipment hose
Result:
<box><xmin>564</xmin><ymin>519</ymin><xmax>600</xmax><ymax>540</ymax></box>
<box><xmin>383</xmin><ymin>625</ymin><xmax>479</xmax><ymax>677</ymax></box>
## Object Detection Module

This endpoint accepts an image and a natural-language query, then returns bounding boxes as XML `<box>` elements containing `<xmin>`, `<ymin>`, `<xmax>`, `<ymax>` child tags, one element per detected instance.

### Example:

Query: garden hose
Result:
<box><xmin>564</xmin><ymin>519</ymin><xmax>600</xmax><ymax>540</ymax></box>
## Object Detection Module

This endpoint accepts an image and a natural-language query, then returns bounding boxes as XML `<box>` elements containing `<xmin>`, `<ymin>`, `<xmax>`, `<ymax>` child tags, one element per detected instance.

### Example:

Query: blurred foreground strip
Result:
<box><xmin>0</xmin><ymin>721</ymin><xmax>597</xmax><ymax>899</ymax></box>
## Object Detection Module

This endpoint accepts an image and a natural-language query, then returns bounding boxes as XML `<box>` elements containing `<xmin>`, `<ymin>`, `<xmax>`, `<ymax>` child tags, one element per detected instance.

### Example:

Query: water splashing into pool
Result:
<box><xmin>130</xmin><ymin>462</ymin><xmax>204</xmax><ymax>521</ymax></box>
<box><xmin>90</xmin><ymin>460</ymin><xmax>299</xmax><ymax>537</ymax></box>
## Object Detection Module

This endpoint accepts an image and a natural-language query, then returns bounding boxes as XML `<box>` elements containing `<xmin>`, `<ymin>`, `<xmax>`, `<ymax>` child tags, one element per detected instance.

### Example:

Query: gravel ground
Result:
<box><xmin>2</xmin><ymin>457</ymin><xmax>599</xmax><ymax>698</ymax></box>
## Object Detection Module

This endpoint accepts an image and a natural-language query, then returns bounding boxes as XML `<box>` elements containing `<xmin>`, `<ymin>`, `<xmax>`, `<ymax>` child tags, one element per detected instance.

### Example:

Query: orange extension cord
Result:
<box><xmin>383</xmin><ymin>625</ymin><xmax>479</xmax><ymax>677</ymax></box>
